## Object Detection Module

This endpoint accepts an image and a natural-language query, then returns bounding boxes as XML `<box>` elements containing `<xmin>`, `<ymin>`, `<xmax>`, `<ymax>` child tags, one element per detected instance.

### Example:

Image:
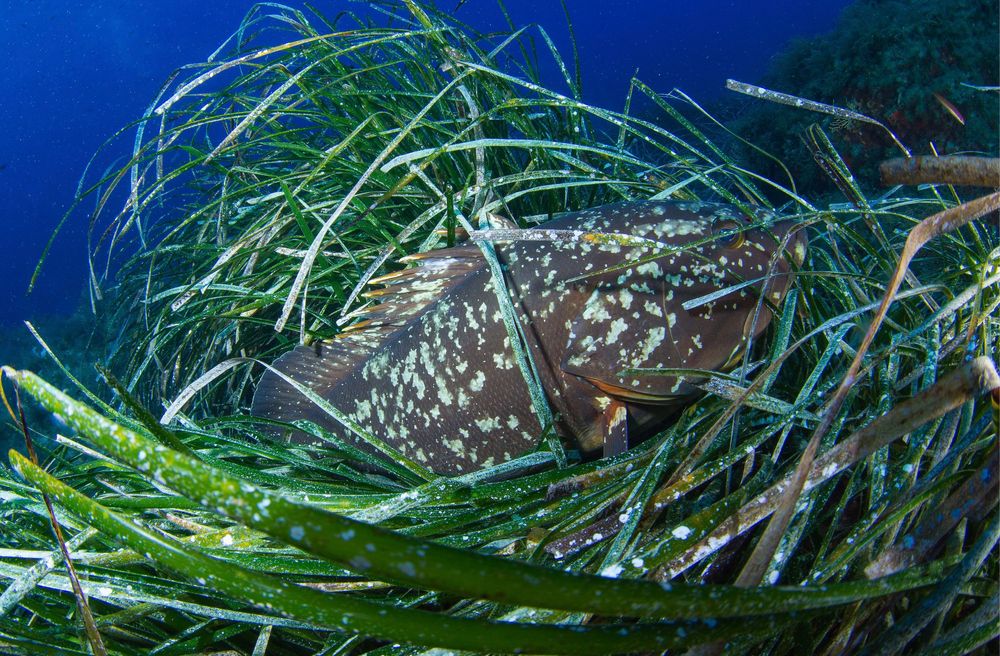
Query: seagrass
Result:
<box><xmin>0</xmin><ymin>2</ymin><xmax>996</xmax><ymax>654</ymax></box>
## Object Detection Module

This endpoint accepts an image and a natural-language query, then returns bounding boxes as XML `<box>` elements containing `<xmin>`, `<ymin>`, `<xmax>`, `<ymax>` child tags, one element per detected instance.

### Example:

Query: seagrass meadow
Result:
<box><xmin>2</xmin><ymin>2</ymin><xmax>999</xmax><ymax>654</ymax></box>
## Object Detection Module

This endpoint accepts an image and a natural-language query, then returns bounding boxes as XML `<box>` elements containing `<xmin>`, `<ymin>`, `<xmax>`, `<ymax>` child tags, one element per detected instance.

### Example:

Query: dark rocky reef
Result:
<box><xmin>729</xmin><ymin>0</ymin><xmax>999</xmax><ymax>195</ymax></box>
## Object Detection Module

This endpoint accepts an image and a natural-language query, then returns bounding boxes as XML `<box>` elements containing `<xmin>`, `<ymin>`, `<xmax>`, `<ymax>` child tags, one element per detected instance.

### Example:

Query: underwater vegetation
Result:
<box><xmin>0</xmin><ymin>311</ymin><xmax>109</xmax><ymax>457</ymax></box>
<box><xmin>729</xmin><ymin>0</ymin><xmax>999</xmax><ymax>195</ymax></box>
<box><xmin>1</xmin><ymin>1</ymin><xmax>998</xmax><ymax>654</ymax></box>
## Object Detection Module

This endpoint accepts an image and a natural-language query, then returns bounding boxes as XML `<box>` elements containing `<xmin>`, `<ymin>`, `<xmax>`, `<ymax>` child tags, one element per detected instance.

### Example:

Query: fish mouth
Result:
<box><xmin>773</xmin><ymin>219</ymin><xmax>808</xmax><ymax>267</ymax></box>
<box><xmin>754</xmin><ymin>218</ymin><xmax>807</xmax><ymax>308</ymax></box>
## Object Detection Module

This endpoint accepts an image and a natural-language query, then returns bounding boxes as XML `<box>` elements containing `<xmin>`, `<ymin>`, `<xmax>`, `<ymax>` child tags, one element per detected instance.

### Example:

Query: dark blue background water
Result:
<box><xmin>1</xmin><ymin>0</ymin><xmax>853</xmax><ymax>327</ymax></box>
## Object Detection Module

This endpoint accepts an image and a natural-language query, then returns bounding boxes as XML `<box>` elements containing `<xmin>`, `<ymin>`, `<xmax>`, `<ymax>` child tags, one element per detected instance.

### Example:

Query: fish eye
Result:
<box><xmin>711</xmin><ymin>218</ymin><xmax>746</xmax><ymax>249</ymax></box>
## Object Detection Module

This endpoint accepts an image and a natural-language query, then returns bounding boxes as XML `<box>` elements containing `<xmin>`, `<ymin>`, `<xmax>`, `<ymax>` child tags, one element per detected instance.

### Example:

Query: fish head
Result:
<box><xmin>560</xmin><ymin>201</ymin><xmax>807</xmax><ymax>406</ymax></box>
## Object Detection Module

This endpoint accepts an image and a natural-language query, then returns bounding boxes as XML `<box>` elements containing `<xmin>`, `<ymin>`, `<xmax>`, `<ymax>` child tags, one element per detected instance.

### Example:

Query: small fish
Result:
<box><xmin>252</xmin><ymin>201</ymin><xmax>806</xmax><ymax>474</ymax></box>
<box><xmin>933</xmin><ymin>92</ymin><xmax>966</xmax><ymax>126</ymax></box>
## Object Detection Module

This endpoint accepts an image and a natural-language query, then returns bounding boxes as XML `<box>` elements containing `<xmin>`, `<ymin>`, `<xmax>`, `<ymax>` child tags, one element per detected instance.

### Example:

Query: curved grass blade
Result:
<box><xmin>4</xmin><ymin>367</ymin><xmax>950</xmax><ymax>621</ymax></box>
<box><xmin>7</xmin><ymin>450</ymin><xmax>800</xmax><ymax>655</ymax></box>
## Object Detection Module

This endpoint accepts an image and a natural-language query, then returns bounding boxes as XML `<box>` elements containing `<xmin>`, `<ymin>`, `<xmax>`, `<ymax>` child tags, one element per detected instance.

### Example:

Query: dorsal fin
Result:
<box><xmin>432</xmin><ymin>212</ymin><xmax>519</xmax><ymax>243</ymax></box>
<box><xmin>252</xmin><ymin>245</ymin><xmax>485</xmax><ymax>432</ymax></box>
<box><xmin>351</xmin><ymin>245</ymin><xmax>483</xmax><ymax>334</ymax></box>
<box><xmin>483</xmin><ymin>212</ymin><xmax>518</xmax><ymax>230</ymax></box>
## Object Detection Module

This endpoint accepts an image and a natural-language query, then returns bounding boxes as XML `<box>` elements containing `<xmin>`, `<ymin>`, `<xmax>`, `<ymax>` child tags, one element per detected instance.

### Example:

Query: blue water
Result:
<box><xmin>0</xmin><ymin>0</ymin><xmax>853</xmax><ymax>327</ymax></box>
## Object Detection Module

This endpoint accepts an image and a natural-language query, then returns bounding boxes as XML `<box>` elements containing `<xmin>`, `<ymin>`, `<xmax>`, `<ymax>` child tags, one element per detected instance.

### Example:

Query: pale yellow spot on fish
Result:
<box><xmin>639</xmin><ymin>327</ymin><xmax>665</xmax><ymax>361</ymax></box>
<box><xmin>606</xmin><ymin>317</ymin><xmax>628</xmax><ymax>345</ymax></box>
<box><xmin>583</xmin><ymin>298</ymin><xmax>612</xmax><ymax>322</ymax></box>
<box><xmin>475</xmin><ymin>417</ymin><xmax>501</xmax><ymax>432</ymax></box>
<box><xmin>636</xmin><ymin>262</ymin><xmax>661</xmax><ymax>277</ymax></box>
<box><xmin>793</xmin><ymin>240</ymin><xmax>807</xmax><ymax>265</ymax></box>
<box><xmin>435</xmin><ymin>376</ymin><xmax>454</xmax><ymax>406</ymax></box>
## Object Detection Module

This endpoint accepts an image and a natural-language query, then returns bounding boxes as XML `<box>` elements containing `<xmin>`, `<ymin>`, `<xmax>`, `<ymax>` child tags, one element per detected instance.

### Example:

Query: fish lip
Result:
<box><xmin>772</xmin><ymin>219</ymin><xmax>808</xmax><ymax>267</ymax></box>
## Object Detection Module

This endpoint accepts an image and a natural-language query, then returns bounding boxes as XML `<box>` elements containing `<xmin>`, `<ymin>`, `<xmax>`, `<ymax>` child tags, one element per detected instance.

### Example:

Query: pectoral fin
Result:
<box><xmin>602</xmin><ymin>400</ymin><xmax>629</xmax><ymax>458</ymax></box>
<box><xmin>583</xmin><ymin>376</ymin><xmax>680</xmax><ymax>405</ymax></box>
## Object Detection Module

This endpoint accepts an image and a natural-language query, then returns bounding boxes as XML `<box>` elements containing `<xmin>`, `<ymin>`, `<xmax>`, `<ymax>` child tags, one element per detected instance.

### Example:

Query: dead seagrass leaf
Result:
<box><xmin>735</xmin><ymin>161</ymin><xmax>1000</xmax><ymax>588</ymax></box>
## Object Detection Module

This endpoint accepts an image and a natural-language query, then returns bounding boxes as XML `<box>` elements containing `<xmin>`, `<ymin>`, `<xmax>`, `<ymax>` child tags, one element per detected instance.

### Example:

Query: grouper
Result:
<box><xmin>252</xmin><ymin>200</ymin><xmax>807</xmax><ymax>475</ymax></box>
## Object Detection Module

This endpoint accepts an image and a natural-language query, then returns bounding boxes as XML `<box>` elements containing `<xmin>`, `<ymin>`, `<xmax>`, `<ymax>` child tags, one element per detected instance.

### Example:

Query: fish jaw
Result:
<box><xmin>549</xmin><ymin>204</ymin><xmax>807</xmax><ymax>453</ymax></box>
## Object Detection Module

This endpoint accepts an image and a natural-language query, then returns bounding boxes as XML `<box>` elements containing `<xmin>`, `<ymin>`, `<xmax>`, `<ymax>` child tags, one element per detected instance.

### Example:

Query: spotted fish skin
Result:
<box><xmin>252</xmin><ymin>200</ymin><xmax>806</xmax><ymax>474</ymax></box>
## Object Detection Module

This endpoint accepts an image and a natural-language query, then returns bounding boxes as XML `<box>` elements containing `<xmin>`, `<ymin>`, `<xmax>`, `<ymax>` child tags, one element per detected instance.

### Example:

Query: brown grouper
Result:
<box><xmin>252</xmin><ymin>200</ymin><xmax>807</xmax><ymax>475</ymax></box>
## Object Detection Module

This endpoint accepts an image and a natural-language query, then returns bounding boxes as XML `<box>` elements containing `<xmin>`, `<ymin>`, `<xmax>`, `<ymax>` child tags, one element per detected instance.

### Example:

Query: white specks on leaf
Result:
<box><xmin>599</xmin><ymin>563</ymin><xmax>623</xmax><ymax>578</ymax></box>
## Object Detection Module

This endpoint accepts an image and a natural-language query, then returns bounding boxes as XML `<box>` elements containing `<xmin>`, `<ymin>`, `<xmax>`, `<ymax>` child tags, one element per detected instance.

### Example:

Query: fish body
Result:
<box><xmin>252</xmin><ymin>200</ymin><xmax>806</xmax><ymax>474</ymax></box>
